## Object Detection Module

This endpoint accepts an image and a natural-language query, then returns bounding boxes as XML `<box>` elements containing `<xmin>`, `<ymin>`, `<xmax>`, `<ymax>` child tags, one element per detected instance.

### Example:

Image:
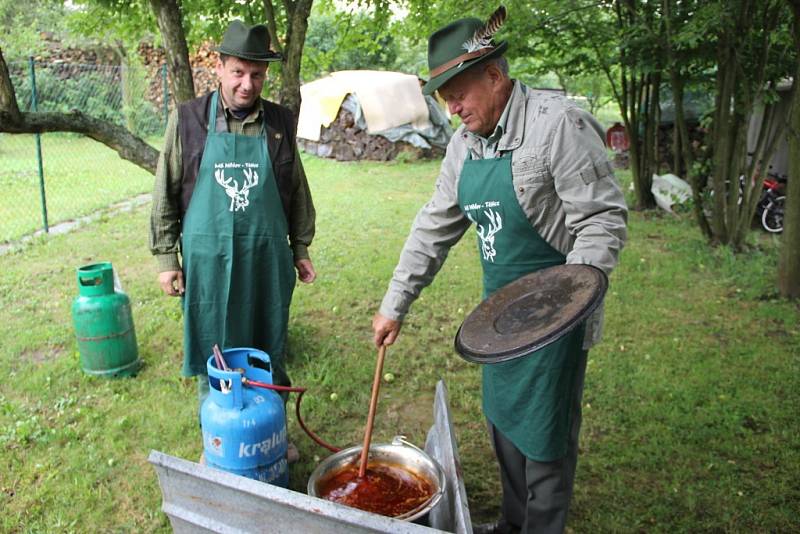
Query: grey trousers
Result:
<box><xmin>487</xmin><ymin>350</ymin><xmax>589</xmax><ymax>534</ymax></box>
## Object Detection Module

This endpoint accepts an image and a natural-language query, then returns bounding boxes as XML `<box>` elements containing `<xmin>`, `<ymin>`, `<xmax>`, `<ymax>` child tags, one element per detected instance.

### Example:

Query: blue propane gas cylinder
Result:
<box><xmin>200</xmin><ymin>348</ymin><xmax>288</xmax><ymax>486</ymax></box>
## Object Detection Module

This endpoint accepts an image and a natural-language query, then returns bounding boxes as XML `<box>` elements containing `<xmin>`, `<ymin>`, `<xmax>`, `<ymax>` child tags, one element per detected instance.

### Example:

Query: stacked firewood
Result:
<box><xmin>297</xmin><ymin>106</ymin><xmax>443</xmax><ymax>162</ymax></box>
<box><xmin>136</xmin><ymin>42</ymin><xmax>168</xmax><ymax>111</ymax></box>
<box><xmin>138</xmin><ymin>41</ymin><xmax>218</xmax><ymax>109</ymax></box>
<box><xmin>34</xmin><ymin>32</ymin><xmax>118</xmax><ymax>64</ymax></box>
<box><xmin>188</xmin><ymin>41</ymin><xmax>218</xmax><ymax>96</ymax></box>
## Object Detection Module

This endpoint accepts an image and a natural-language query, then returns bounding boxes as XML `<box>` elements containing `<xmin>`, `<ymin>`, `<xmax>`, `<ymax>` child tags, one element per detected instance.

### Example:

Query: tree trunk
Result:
<box><xmin>0</xmin><ymin>48</ymin><xmax>158</xmax><ymax>173</ymax></box>
<box><xmin>261</xmin><ymin>0</ymin><xmax>313</xmax><ymax>119</ymax></box>
<box><xmin>706</xmin><ymin>0</ymin><xmax>786</xmax><ymax>250</ymax></box>
<box><xmin>779</xmin><ymin>78</ymin><xmax>800</xmax><ymax>297</ymax></box>
<box><xmin>0</xmin><ymin>47</ymin><xmax>21</xmax><ymax>123</ymax></box>
<box><xmin>671</xmin><ymin>68</ymin><xmax>712</xmax><ymax>237</ymax></box>
<box><xmin>613</xmin><ymin>0</ymin><xmax>657</xmax><ymax>210</ymax></box>
<box><xmin>624</xmin><ymin>73</ymin><xmax>658</xmax><ymax>210</ymax></box>
<box><xmin>663</xmin><ymin>0</ymin><xmax>713</xmax><ymax>238</ymax></box>
<box><xmin>778</xmin><ymin>0</ymin><xmax>800</xmax><ymax>298</ymax></box>
<box><xmin>149</xmin><ymin>0</ymin><xmax>195</xmax><ymax>104</ymax></box>
<box><xmin>274</xmin><ymin>0</ymin><xmax>313</xmax><ymax>118</ymax></box>
<box><xmin>642</xmin><ymin>72</ymin><xmax>661</xmax><ymax>184</ymax></box>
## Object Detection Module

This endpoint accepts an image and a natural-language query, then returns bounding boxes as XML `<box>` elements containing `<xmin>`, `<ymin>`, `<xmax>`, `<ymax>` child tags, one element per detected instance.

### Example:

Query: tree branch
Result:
<box><xmin>0</xmin><ymin>110</ymin><xmax>159</xmax><ymax>173</ymax></box>
<box><xmin>262</xmin><ymin>0</ymin><xmax>285</xmax><ymax>54</ymax></box>
<box><xmin>0</xmin><ymin>46</ymin><xmax>157</xmax><ymax>173</ymax></box>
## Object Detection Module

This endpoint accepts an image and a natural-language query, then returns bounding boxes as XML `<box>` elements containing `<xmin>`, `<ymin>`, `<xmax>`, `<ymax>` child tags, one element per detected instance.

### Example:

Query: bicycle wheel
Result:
<box><xmin>761</xmin><ymin>195</ymin><xmax>785</xmax><ymax>233</ymax></box>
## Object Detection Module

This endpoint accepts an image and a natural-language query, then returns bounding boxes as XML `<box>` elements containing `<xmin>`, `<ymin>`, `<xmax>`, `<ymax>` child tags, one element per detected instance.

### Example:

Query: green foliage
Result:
<box><xmin>121</xmin><ymin>53</ymin><xmax>163</xmax><ymax>137</ymax></box>
<box><xmin>390</xmin><ymin>34</ymin><xmax>428</xmax><ymax>77</ymax></box>
<box><xmin>0</xmin><ymin>0</ymin><xmax>72</xmax><ymax>59</ymax></box>
<box><xmin>66</xmin><ymin>0</ymin><xmax>270</xmax><ymax>56</ymax></box>
<box><xmin>8</xmin><ymin>60</ymin><xmax>162</xmax><ymax>137</ymax></box>
<box><xmin>11</xmin><ymin>64</ymin><xmax>124</xmax><ymax>122</ymax></box>
<box><xmin>66</xmin><ymin>0</ymin><xmax>156</xmax><ymax>46</ymax></box>
<box><xmin>302</xmin><ymin>2</ymin><xmax>398</xmax><ymax>80</ymax></box>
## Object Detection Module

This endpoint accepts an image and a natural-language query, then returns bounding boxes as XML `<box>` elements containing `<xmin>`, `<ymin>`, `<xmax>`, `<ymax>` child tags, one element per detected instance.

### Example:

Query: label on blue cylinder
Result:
<box><xmin>238</xmin><ymin>425</ymin><xmax>286</xmax><ymax>458</ymax></box>
<box><xmin>203</xmin><ymin>431</ymin><xmax>226</xmax><ymax>458</ymax></box>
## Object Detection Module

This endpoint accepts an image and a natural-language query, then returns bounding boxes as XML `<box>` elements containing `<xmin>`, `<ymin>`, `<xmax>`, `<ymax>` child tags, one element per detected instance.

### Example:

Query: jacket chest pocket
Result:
<box><xmin>512</xmin><ymin>150</ymin><xmax>554</xmax><ymax>198</ymax></box>
<box><xmin>511</xmin><ymin>149</ymin><xmax>557</xmax><ymax>227</ymax></box>
<box><xmin>512</xmin><ymin>150</ymin><xmax>549</xmax><ymax>184</ymax></box>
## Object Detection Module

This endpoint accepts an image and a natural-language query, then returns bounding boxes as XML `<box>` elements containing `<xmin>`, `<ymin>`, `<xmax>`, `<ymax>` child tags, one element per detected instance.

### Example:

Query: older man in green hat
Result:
<box><xmin>372</xmin><ymin>6</ymin><xmax>627</xmax><ymax>533</ymax></box>
<box><xmin>150</xmin><ymin>20</ymin><xmax>316</xmax><ymax>463</ymax></box>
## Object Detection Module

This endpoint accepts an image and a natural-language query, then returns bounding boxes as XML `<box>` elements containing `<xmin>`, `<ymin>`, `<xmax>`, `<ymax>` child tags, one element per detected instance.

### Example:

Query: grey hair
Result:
<box><xmin>467</xmin><ymin>55</ymin><xmax>510</xmax><ymax>78</ymax></box>
<box><xmin>489</xmin><ymin>56</ymin><xmax>509</xmax><ymax>75</ymax></box>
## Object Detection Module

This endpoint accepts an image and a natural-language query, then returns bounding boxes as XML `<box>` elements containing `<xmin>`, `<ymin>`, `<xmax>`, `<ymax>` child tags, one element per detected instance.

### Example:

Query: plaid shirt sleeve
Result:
<box><xmin>148</xmin><ymin>109</ymin><xmax>183</xmax><ymax>272</ymax></box>
<box><xmin>288</xmin><ymin>148</ymin><xmax>315</xmax><ymax>261</ymax></box>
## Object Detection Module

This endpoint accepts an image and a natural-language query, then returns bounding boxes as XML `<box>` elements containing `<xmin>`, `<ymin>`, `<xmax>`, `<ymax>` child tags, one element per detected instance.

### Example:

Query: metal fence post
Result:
<box><xmin>29</xmin><ymin>57</ymin><xmax>49</xmax><ymax>233</ymax></box>
<box><xmin>162</xmin><ymin>63</ymin><xmax>169</xmax><ymax>128</ymax></box>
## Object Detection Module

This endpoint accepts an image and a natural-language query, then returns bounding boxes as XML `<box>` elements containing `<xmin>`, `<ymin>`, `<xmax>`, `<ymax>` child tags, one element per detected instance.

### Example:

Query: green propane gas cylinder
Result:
<box><xmin>71</xmin><ymin>262</ymin><xmax>141</xmax><ymax>377</ymax></box>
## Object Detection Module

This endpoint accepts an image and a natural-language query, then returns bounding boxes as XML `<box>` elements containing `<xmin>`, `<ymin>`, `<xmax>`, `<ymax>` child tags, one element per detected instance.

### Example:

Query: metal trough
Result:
<box><xmin>149</xmin><ymin>380</ymin><xmax>473</xmax><ymax>533</ymax></box>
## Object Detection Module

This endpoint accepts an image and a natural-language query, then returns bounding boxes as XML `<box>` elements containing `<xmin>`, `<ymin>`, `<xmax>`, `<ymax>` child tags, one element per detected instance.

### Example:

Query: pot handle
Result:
<box><xmin>392</xmin><ymin>435</ymin><xmax>426</xmax><ymax>455</ymax></box>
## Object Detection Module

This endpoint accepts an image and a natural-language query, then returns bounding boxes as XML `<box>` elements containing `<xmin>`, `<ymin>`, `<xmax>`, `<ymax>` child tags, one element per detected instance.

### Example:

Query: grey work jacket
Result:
<box><xmin>379</xmin><ymin>81</ymin><xmax>628</xmax><ymax>349</ymax></box>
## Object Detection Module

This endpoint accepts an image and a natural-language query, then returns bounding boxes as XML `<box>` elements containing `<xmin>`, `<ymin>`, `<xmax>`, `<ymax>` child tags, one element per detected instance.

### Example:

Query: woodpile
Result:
<box><xmin>135</xmin><ymin>42</ymin><xmax>168</xmax><ymax>112</ymax></box>
<box><xmin>33</xmin><ymin>32</ymin><xmax>118</xmax><ymax>65</ymax></box>
<box><xmin>186</xmin><ymin>41</ymin><xmax>219</xmax><ymax>96</ymax></box>
<box><xmin>28</xmin><ymin>34</ymin><xmax>219</xmax><ymax>113</ymax></box>
<box><xmin>297</xmin><ymin>106</ymin><xmax>444</xmax><ymax>161</ymax></box>
<box><xmin>137</xmin><ymin>41</ymin><xmax>218</xmax><ymax>111</ymax></box>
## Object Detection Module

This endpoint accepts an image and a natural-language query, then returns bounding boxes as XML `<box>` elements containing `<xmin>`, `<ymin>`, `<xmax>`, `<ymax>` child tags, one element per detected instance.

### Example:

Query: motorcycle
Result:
<box><xmin>704</xmin><ymin>172</ymin><xmax>787</xmax><ymax>233</ymax></box>
<box><xmin>757</xmin><ymin>173</ymin><xmax>786</xmax><ymax>233</ymax></box>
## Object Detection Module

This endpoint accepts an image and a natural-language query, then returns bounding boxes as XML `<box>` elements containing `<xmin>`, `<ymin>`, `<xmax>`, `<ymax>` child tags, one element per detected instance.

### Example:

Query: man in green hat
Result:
<box><xmin>150</xmin><ymin>19</ymin><xmax>315</xmax><ymax>463</ymax></box>
<box><xmin>372</xmin><ymin>6</ymin><xmax>627</xmax><ymax>533</ymax></box>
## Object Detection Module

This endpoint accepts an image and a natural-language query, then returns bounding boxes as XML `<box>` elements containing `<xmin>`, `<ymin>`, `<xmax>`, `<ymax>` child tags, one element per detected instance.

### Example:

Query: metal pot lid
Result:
<box><xmin>454</xmin><ymin>264</ymin><xmax>608</xmax><ymax>364</ymax></box>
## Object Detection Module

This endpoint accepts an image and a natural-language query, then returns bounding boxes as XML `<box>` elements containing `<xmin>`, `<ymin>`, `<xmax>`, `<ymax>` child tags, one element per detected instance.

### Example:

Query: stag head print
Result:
<box><xmin>215</xmin><ymin>167</ymin><xmax>259</xmax><ymax>212</ymax></box>
<box><xmin>468</xmin><ymin>208</ymin><xmax>503</xmax><ymax>262</ymax></box>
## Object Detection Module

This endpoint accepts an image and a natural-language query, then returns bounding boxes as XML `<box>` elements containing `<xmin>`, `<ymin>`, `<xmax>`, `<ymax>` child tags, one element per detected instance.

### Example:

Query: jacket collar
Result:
<box><xmin>497</xmin><ymin>80</ymin><xmax>525</xmax><ymax>153</ymax></box>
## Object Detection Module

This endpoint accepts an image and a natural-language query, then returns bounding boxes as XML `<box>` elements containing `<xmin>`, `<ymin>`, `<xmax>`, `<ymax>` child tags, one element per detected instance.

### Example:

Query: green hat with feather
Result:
<box><xmin>422</xmin><ymin>6</ymin><xmax>508</xmax><ymax>96</ymax></box>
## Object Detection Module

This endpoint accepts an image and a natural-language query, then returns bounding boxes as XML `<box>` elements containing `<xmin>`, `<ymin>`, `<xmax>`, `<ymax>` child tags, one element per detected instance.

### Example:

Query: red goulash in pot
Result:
<box><xmin>318</xmin><ymin>461</ymin><xmax>434</xmax><ymax>517</ymax></box>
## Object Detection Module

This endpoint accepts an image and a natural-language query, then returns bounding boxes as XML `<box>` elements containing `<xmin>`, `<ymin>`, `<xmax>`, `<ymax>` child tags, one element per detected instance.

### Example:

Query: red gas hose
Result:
<box><xmin>243</xmin><ymin>378</ymin><xmax>341</xmax><ymax>453</ymax></box>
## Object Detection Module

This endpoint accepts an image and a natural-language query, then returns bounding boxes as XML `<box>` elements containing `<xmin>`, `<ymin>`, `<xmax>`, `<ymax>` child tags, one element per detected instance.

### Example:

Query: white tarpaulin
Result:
<box><xmin>651</xmin><ymin>173</ymin><xmax>693</xmax><ymax>213</ymax></box>
<box><xmin>297</xmin><ymin>70</ymin><xmax>432</xmax><ymax>142</ymax></box>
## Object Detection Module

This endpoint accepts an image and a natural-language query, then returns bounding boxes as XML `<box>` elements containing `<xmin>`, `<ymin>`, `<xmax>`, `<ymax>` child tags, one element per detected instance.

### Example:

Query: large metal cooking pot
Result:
<box><xmin>307</xmin><ymin>435</ymin><xmax>446</xmax><ymax>522</ymax></box>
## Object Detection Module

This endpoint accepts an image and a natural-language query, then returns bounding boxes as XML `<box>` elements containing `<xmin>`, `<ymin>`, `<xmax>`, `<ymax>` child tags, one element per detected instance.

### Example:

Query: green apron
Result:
<box><xmin>457</xmin><ymin>154</ymin><xmax>585</xmax><ymax>461</ymax></box>
<box><xmin>181</xmin><ymin>91</ymin><xmax>296</xmax><ymax>387</ymax></box>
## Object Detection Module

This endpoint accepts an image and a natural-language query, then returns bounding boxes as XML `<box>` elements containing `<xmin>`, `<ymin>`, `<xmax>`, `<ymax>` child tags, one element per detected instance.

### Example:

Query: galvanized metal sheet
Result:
<box><xmin>454</xmin><ymin>264</ymin><xmax>608</xmax><ymax>363</ymax></box>
<box><xmin>149</xmin><ymin>450</ymin><xmax>442</xmax><ymax>533</ymax></box>
<box><xmin>425</xmin><ymin>381</ymin><xmax>473</xmax><ymax>534</ymax></box>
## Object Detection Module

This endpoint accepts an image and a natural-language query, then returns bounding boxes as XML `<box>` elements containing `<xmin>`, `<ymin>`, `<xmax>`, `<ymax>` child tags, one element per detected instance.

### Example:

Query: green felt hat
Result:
<box><xmin>216</xmin><ymin>20</ymin><xmax>282</xmax><ymax>62</ymax></box>
<box><xmin>422</xmin><ymin>6</ymin><xmax>508</xmax><ymax>96</ymax></box>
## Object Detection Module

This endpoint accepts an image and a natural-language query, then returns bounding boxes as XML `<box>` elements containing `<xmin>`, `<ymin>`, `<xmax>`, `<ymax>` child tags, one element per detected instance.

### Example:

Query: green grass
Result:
<box><xmin>0</xmin><ymin>133</ymin><xmax>156</xmax><ymax>243</ymax></box>
<box><xmin>1</xmin><ymin>154</ymin><xmax>798</xmax><ymax>532</ymax></box>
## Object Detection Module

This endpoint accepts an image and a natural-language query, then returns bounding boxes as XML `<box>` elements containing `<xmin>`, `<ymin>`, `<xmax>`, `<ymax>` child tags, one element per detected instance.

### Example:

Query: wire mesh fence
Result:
<box><xmin>0</xmin><ymin>60</ymin><xmax>213</xmax><ymax>244</ymax></box>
